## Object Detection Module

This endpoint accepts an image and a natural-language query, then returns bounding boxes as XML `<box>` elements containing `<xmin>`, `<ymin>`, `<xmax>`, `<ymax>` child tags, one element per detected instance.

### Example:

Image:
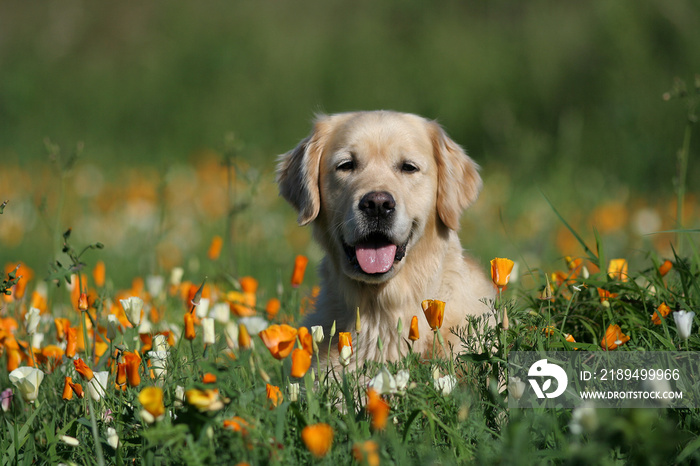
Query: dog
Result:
<box><xmin>276</xmin><ymin>111</ymin><xmax>495</xmax><ymax>367</ymax></box>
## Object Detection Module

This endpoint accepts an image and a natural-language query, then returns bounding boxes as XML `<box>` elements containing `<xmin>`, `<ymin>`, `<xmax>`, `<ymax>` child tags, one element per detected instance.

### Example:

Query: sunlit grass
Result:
<box><xmin>0</xmin><ymin>212</ymin><xmax>698</xmax><ymax>464</ymax></box>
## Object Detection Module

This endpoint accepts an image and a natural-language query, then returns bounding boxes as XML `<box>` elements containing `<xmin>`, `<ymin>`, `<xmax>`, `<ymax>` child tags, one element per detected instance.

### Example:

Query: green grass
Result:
<box><xmin>0</xmin><ymin>211</ymin><xmax>699</xmax><ymax>464</ymax></box>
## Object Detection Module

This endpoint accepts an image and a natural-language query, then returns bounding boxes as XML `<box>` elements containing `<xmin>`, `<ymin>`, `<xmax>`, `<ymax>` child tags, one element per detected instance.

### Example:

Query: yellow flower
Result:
<box><xmin>607</xmin><ymin>258</ymin><xmax>629</xmax><ymax>282</ymax></box>
<box><xmin>238</xmin><ymin>323</ymin><xmax>252</xmax><ymax>349</ymax></box>
<box><xmin>490</xmin><ymin>257</ymin><xmax>515</xmax><ymax>289</ymax></box>
<box><xmin>421</xmin><ymin>299</ymin><xmax>445</xmax><ymax>330</ymax></box>
<box><xmin>601</xmin><ymin>324</ymin><xmax>630</xmax><ymax>351</ymax></box>
<box><xmin>139</xmin><ymin>386</ymin><xmax>165</xmax><ymax>421</ymax></box>
<box><xmin>185</xmin><ymin>388</ymin><xmax>225</xmax><ymax>412</ymax></box>
<box><xmin>301</xmin><ymin>423</ymin><xmax>334</xmax><ymax>458</ymax></box>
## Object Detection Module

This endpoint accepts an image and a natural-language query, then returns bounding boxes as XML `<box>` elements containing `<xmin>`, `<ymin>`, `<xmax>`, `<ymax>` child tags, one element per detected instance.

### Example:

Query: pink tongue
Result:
<box><xmin>355</xmin><ymin>242</ymin><xmax>397</xmax><ymax>274</ymax></box>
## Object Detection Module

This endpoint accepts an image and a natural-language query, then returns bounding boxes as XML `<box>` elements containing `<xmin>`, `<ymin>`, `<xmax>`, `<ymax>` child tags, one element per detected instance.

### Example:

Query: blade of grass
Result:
<box><xmin>540</xmin><ymin>191</ymin><xmax>599</xmax><ymax>267</ymax></box>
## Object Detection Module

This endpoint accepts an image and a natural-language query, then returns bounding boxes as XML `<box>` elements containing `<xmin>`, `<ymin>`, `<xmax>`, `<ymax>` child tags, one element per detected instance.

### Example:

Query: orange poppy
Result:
<box><xmin>55</xmin><ymin>318</ymin><xmax>71</xmax><ymax>342</ymax></box>
<box><xmin>352</xmin><ymin>440</ymin><xmax>380</xmax><ymax>466</ymax></box>
<box><xmin>239</xmin><ymin>276</ymin><xmax>258</xmax><ymax>294</ymax></box>
<box><xmin>207</xmin><ymin>235</ymin><xmax>224</xmax><ymax>260</ymax></box>
<box><xmin>290</xmin><ymin>348</ymin><xmax>312</xmax><ymax>378</ymax></box>
<box><xmin>62</xmin><ymin>376</ymin><xmax>74</xmax><ymax>400</ymax></box>
<box><xmin>41</xmin><ymin>345</ymin><xmax>64</xmax><ymax>372</ymax></box>
<box><xmin>366</xmin><ymin>388</ymin><xmax>390</xmax><ymax>430</ymax></box>
<box><xmin>421</xmin><ymin>299</ymin><xmax>445</xmax><ymax>330</ymax></box>
<box><xmin>202</xmin><ymin>373</ymin><xmax>217</xmax><ymax>384</ymax></box>
<box><xmin>658</xmin><ymin>260</ymin><xmax>673</xmax><ymax>277</ymax></box>
<box><xmin>116</xmin><ymin>363</ymin><xmax>127</xmax><ymax>387</ymax></box>
<box><xmin>30</xmin><ymin>290</ymin><xmax>47</xmax><ymax>314</ymax></box>
<box><xmin>184</xmin><ymin>312</ymin><xmax>196</xmax><ymax>340</ymax></box>
<box><xmin>297</xmin><ymin>326</ymin><xmax>313</xmax><ymax>354</ymax></box>
<box><xmin>652</xmin><ymin>302</ymin><xmax>671</xmax><ymax>325</ymax></box>
<box><xmin>266</xmin><ymin>383</ymin><xmax>283</xmax><ymax>408</ymax></box>
<box><xmin>7</xmin><ymin>348</ymin><xmax>21</xmax><ymax>372</ymax></box>
<box><xmin>227</xmin><ymin>291</ymin><xmax>257</xmax><ymax>317</ymax></box>
<box><xmin>490</xmin><ymin>258</ymin><xmax>515</xmax><ymax>289</ymax></box>
<box><xmin>124</xmin><ymin>351</ymin><xmax>141</xmax><ymax>387</ymax></box>
<box><xmin>291</xmin><ymin>255</ymin><xmax>309</xmax><ymax>288</ymax></box>
<box><xmin>258</xmin><ymin>324</ymin><xmax>298</xmax><ymax>360</ymax></box>
<box><xmin>266</xmin><ymin>298</ymin><xmax>281</xmax><ymax>321</ymax></box>
<box><xmin>73</xmin><ymin>358</ymin><xmax>94</xmax><ymax>381</ymax></box>
<box><xmin>223</xmin><ymin>416</ymin><xmax>251</xmax><ymax>435</ymax></box>
<box><xmin>70</xmin><ymin>381</ymin><xmax>85</xmax><ymax>399</ymax></box>
<box><xmin>601</xmin><ymin>324</ymin><xmax>630</xmax><ymax>351</ymax></box>
<box><xmin>408</xmin><ymin>315</ymin><xmax>420</xmax><ymax>341</ymax></box>
<box><xmin>93</xmin><ymin>261</ymin><xmax>106</xmax><ymax>288</ymax></box>
<box><xmin>301</xmin><ymin>423</ymin><xmax>334</xmax><ymax>458</ymax></box>
<box><xmin>597</xmin><ymin>288</ymin><xmax>618</xmax><ymax>303</ymax></box>
<box><xmin>78</xmin><ymin>293</ymin><xmax>89</xmax><ymax>312</ymax></box>
<box><xmin>337</xmin><ymin>332</ymin><xmax>353</xmax><ymax>354</ymax></box>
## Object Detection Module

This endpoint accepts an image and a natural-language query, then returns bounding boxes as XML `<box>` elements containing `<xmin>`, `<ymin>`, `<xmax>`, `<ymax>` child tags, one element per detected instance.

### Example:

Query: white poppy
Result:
<box><xmin>88</xmin><ymin>371</ymin><xmax>110</xmax><ymax>401</ymax></box>
<box><xmin>434</xmin><ymin>374</ymin><xmax>457</xmax><ymax>396</ymax></box>
<box><xmin>674</xmin><ymin>310</ymin><xmax>695</xmax><ymax>340</ymax></box>
<box><xmin>9</xmin><ymin>367</ymin><xmax>45</xmax><ymax>403</ymax></box>
<box><xmin>120</xmin><ymin>296</ymin><xmax>144</xmax><ymax>327</ymax></box>
<box><xmin>202</xmin><ymin>318</ymin><xmax>216</xmax><ymax>345</ymax></box>
<box><xmin>25</xmin><ymin>307</ymin><xmax>41</xmax><ymax>334</ymax></box>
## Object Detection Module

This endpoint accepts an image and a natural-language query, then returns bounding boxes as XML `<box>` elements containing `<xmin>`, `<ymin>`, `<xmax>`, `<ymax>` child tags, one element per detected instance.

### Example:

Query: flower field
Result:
<box><xmin>1</xmin><ymin>3</ymin><xmax>700</xmax><ymax>462</ymax></box>
<box><xmin>1</xmin><ymin>153</ymin><xmax>699</xmax><ymax>464</ymax></box>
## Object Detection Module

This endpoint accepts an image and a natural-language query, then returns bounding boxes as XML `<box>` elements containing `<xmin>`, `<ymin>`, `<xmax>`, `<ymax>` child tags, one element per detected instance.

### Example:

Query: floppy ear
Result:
<box><xmin>276</xmin><ymin>117</ymin><xmax>331</xmax><ymax>226</ymax></box>
<box><xmin>429</xmin><ymin>122</ymin><xmax>483</xmax><ymax>231</ymax></box>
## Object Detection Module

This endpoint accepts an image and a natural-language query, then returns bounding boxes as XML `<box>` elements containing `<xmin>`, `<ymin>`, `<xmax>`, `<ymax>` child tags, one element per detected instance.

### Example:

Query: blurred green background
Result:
<box><xmin>1</xmin><ymin>0</ymin><xmax>699</xmax><ymax>289</ymax></box>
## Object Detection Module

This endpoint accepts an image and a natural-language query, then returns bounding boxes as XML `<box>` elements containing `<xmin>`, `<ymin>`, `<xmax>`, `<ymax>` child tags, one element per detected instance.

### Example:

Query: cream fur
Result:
<box><xmin>277</xmin><ymin>111</ymin><xmax>494</xmax><ymax>368</ymax></box>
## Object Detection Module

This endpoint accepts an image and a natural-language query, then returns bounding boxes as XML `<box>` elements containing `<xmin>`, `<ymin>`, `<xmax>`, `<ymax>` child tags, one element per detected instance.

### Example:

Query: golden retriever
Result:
<box><xmin>277</xmin><ymin>111</ymin><xmax>494</xmax><ymax>366</ymax></box>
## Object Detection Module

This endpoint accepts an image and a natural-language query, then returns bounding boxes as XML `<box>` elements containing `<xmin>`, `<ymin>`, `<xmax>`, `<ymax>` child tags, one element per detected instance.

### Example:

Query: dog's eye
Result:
<box><xmin>401</xmin><ymin>162</ymin><xmax>419</xmax><ymax>173</ymax></box>
<box><xmin>336</xmin><ymin>160</ymin><xmax>355</xmax><ymax>172</ymax></box>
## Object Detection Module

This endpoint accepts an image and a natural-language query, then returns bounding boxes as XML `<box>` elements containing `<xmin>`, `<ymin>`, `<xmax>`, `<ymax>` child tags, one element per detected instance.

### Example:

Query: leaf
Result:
<box><xmin>402</xmin><ymin>410</ymin><xmax>423</xmax><ymax>443</ymax></box>
<box><xmin>3</xmin><ymin>404</ymin><xmax>41</xmax><ymax>466</ymax></box>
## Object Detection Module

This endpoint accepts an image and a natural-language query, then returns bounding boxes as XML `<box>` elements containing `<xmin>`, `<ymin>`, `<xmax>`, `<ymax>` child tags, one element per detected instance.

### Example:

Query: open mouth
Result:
<box><xmin>343</xmin><ymin>232</ymin><xmax>408</xmax><ymax>275</ymax></box>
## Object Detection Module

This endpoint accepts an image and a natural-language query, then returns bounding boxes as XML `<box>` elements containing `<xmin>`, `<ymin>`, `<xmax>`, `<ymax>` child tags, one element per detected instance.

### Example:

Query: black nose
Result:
<box><xmin>359</xmin><ymin>191</ymin><xmax>395</xmax><ymax>218</ymax></box>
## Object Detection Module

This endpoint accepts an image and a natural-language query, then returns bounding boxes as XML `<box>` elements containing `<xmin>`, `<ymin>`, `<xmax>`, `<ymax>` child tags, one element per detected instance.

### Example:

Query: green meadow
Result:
<box><xmin>1</xmin><ymin>1</ymin><xmax>699</xmax><ymax>464</ymax></box>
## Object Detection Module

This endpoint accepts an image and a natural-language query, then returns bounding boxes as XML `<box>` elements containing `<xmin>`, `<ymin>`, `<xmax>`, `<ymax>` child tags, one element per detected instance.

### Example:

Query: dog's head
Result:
<box><xmin>277</xmin><ymin>111</ymin><xmax>482</xmax><ymax>284</ymax></box>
